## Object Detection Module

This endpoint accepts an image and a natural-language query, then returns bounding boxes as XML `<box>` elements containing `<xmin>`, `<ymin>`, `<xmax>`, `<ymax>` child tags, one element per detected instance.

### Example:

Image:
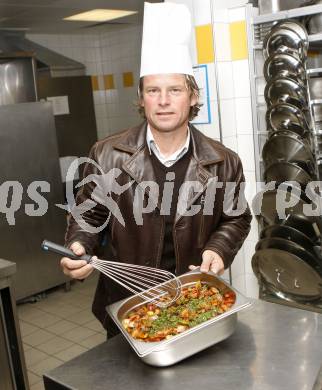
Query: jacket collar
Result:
<box><xmin>114</xmin><ymin>121</ymin><xmax>224</xmax><ymax>219</ymax></box>
<box><xmin>114</xmin><ymin>121</ymin><xmax>224</xmax><ymax>166</ymax></box>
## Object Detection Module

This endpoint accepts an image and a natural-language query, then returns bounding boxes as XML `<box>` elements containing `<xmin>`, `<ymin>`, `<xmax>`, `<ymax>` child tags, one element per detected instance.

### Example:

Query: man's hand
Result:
<box><xmin>189</xmin><ymin>250</ymin><xmax>225</xmax><ymax>275</ymax></box>
<box><xmin>60</xmin><ymin>241</ymin><xmax>94</xmax><ymax>280</ymax></box>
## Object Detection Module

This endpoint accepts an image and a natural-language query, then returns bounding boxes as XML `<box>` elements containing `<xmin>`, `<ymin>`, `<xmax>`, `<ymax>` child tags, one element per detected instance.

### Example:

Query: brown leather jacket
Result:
<box><xmin>65</xmin><ymin>122</ymin><xmax>252</xmax><ymax>328</ymax></box>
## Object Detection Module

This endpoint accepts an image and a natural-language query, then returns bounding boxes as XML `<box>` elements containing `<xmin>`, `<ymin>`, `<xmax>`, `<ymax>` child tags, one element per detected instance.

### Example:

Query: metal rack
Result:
<box><xmin>246</xmin><ymin>3</ymin><xmax>322</xmax><ymax>184</ymax></box>
<box><xmin>245</xmin><ymin>4</ymin><xmax>322</xmax><ymax>310</ymax></box>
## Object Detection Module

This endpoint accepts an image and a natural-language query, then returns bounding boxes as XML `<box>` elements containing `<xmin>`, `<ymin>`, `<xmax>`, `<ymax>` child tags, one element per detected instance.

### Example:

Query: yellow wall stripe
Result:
<box><xmin>230</xmin><ymin>21</ymin><xmax>248</xmax><ymax>61</ymax></box>
<box><xmin>104</xmin><ymin>74</ymin><xmax>115</xmax><ymax>90</ymax></box>
<box><xmin>123</xmin><ymin>72</ymin><xmax>134</xmax><ymax>87</ymax></box>
<box><xmin>91</xmin><ymin>75</ymin><xmax>99</xmax><ymax>91</ymax></box>
<box><xmin>195</xmin><ymin>24</ymin><xmax>215</xmax><ymax>64</ymax></box>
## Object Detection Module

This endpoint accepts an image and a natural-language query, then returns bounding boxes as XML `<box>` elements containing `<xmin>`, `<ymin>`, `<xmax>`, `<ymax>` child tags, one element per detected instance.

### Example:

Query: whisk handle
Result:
<box><xmin>41</xmin><ymin>240</ymin><xmax>92</xmax><ymax>263</ymax></box>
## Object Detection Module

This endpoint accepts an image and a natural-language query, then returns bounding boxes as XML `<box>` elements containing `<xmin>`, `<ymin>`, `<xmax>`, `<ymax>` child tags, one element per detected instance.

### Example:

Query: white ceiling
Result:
<box><xmin>0</xmin><ymin>0</ymin><xmax>161</xmax><ymax>34</ymax></box>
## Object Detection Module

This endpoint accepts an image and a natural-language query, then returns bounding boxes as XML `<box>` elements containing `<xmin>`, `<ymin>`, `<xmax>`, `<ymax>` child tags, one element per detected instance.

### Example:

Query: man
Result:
<box><xmin>61</xmin><ymin>2</ymin><xmax>252</xmax><ymax>336</ymax></box>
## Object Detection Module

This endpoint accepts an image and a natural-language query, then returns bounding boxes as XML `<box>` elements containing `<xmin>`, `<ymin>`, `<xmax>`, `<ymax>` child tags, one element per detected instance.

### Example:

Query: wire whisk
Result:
<box><xmin>41</xmin><ymin>240</ymin><xmax>182</xmax><ymax>308</ymax></box>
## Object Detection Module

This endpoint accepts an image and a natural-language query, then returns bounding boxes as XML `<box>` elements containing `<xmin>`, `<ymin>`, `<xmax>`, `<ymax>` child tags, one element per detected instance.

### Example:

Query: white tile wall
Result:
<box><xmin>212</xmin><ymin>8</ymin><xmax>229</xmax><ymax>23</ymax></box>
<box><xmin>237</xmin><ymin>134</ymin><xmax>255</xmax><ymax>172</ymax></box>
<box><xmin>29</xmin><ymin>25</ymin><xmax>142</xmax><ymax>140</ymax></box>
<box><xmin>245</xmin><ymin>273</ymin><xmax>259</xmax><ymax>298</ymax></box>
<box><xmin>213</xmin><ymin>0</ymin><xmax>248</xmax><ymax>10</ymax></box>
<box><xmin>235</xmin><ymin>97</ymin><xmax>253</xmax><ymax>134</ymax></box>
<box><xmin>174</xmin><ymin>0</ymin><xmax>194</xmax><ymax>12</ymax></box>
<box><xmin>248</xmin><ymin>217</ymin><xmax>260</xmax><ymax>243</ymax></box>
<box><xmin>244</xmin><ymin>170</ymin><xmax>257</xmax><ymax>202</ymax></box>
<box><xmin>229</xmin><ymin>6</ymin><xmax>246</xmax><ymax>22</ymax></box>
<box><xmin>198</xmin><ymin>99</ymin><xmax>221</xmax><ymax>140</ymax></box>
<box><xmin>214</xmin><ymin>8</ymin><xmax>254</xmax><ymax>299</ymax></box>
<box><xmin>211</xmin><ymin>101</ymin><xmax>221</xmax><ymax>139</ymax></box>
<box><xmin>222</xmin><ymin>136</ymin><xmax>238</xmax><ymax>153</ymax></box>
<box><xmin>206</xmin><ymin>63</ymin><xmax>218</xmax><ymax>102</ymax></box>
<box><xmin>221</xmin><ymin>273</ymin><xmax>230</xmax><ymax>284</ymax></box>
<box><xmin>213</xmin><ymin>23</ymin><xmax>232</xmax><ymax>61</ymax></box>
<box><xmin>231</xmin><ymin>248</ymin><xmax>245</xmax><ymax>279</ymax></box>
<box><xmin>243</xmin><ymin>240</ymin><xmax>257</xmax><ymax>275</ymax></box>
<box><xmin>232</xmin><ymin>60</ymin><xmax>251</xmax><ymax>98</ymax></box>
<box><xmin>217</xmin><ymin>62</ymin><xmax>234</xmax><ymax>100</ymax></box>
<box><xmin>192</xmin><ymin>0</ymin><xmax>212</xmax><ymax>25</ymax></box>
<box><xmin>232</xmin><ymin>274</ymin><xmax>246</xmax><ymax>294</ymax></box>
<box><xmin>219</xmin><ymin>99</ymin><xmax>236</xmax><ymax>137</ymax></box>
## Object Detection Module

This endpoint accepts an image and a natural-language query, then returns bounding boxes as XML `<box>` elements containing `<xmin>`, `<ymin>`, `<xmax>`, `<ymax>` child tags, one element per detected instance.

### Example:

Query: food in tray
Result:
<box><xmin>122</xmin><ymin>281</ymin><xmax>236</xmax><ymax>342</ymax></box>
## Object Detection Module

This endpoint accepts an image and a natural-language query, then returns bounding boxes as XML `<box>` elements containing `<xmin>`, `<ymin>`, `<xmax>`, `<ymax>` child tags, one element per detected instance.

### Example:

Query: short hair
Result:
<box><xmin>136</xmin><ymin>74</ymin><xmax>202</xmax><ymax>120</ymax></box>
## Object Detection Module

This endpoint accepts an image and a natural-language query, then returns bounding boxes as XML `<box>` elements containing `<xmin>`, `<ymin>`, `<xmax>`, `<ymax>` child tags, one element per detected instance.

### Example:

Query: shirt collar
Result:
<box><xmin>146</xmin><ymin>124</ymin><xmax>190</xmax><ymax>167</ymax></box>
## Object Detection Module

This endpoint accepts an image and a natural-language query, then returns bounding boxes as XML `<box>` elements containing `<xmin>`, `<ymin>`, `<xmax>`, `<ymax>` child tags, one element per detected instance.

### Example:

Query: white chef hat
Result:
<box><xmin>140</xmin><ymin>2</ymin><xmax>194</xmax><ymax>77</ymax></box>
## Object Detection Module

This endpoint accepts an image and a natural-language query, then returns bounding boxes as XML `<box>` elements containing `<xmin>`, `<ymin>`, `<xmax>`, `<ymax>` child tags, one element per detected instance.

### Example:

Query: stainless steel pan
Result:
<box><xmin>263</xmin><ymin>161</ymin><xmax>313</xmax><ymax>187</ymax></box>
<box><xmin>256</xmin><ymin>237</ymin><xmax>321</xmax><ymax>269</ymax></box>
<box><xmin>264</xmin><ymin>53</ymin><xmax>306</xmax><ymax>82</ymax></box>
<box><xmin>263</xmin><ymin>25</ymin><xmax>308</xmax><ymax>60</ymax></box>
<box><xmin>280</xmin><ymin>213</ymin><xmax>322</xmax><ymax>242</ymax></box>
<box><xmin>260</xmin><ymin>224</ymin><xmax>317</xmax><ymax>255</ymax></box>
<box><xmin>264</xmin><ymin>75</ymin><xmax>308</xmax><ymax>108</ymax></box>
<box><xmin>254</xmin><ymin>237</ymin><xmax>322</xmax><ymax>298</ymax></box>
<box><xmin>268</xmin><ymin>122</ymin><xmax>310</xmax><ymax>139</ymax></box>
<box><xmin>252</xmin><ymin>188</ymin><xmax>321</xmax><ymax>241</ymax></box>
<box><xmin>266</xmin><ymin>102</ymin><xmax>310</xmax><ymax>135</ymax></box>
<box><xmin>268</xmin><ymin>129</ymin><xmax>314</xmax><ymax>151</ymax></box>
<box><xmin>252</xmin><ymin>247</ymin><xmax>322</xmax><ymax>301</ymax></box>
<box><xmin>106</xmin><ymin>270</ymin><xmax>252</xmax><ymax>367</ymax></box>
<box><xmin>275</xmin><ymin>20</ymin><xmax>308</xmax><ymax>45</ymax></box>
<box><xmin>262</xmin><ymin>131</ymin><xmax>314</xmax><ymax>169</ymax></box>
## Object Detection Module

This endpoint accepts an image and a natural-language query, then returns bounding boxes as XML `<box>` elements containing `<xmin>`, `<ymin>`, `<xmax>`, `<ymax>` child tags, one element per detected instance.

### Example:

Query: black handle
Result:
<box><xmin>41</xmin><ymin>240</ymin><xmax>92</xmax><ymax>263</ymax></box>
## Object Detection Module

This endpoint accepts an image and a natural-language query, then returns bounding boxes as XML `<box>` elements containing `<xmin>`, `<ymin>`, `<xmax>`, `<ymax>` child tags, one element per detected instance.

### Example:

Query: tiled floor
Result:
<box><xmin>17</xmin><ymin>271</ymin><xmax>106</xmax><ymax>390</ymax></box>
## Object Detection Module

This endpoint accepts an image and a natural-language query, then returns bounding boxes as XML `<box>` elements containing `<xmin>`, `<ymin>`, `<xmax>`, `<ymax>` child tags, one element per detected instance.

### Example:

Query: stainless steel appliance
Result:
<box><xmin>0</xmin><ymin>259</ymin><xmax>29</xmax><ymax>389</ymax></box>
<box><xmin>0</xmin><ymin>102</ymin><xmax>68</xmax><ymax>299</ymax></box>
<box><xmin>0</xmin><ymin>52</ymin><xmax>37</xmax><ymax>105</ymax></box>
<box><xmin>0</xmin><ymin>38</ymin><xmax>97</xmax><ymax>299</ymax></box>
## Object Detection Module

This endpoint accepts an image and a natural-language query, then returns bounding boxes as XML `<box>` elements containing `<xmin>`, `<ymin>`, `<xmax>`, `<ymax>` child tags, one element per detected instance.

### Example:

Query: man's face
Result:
<box><xmin>140</xmin><ymin>74</ymin><xmax>197</xmax><ymax>133</ymax></box>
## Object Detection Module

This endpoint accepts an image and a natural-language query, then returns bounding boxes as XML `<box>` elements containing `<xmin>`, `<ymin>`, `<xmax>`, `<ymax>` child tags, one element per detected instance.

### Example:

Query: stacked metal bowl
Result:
<box><xmin>251</xmin><ymin>20</ymin><xmax>322</xmax><ymax>303</ymax></box>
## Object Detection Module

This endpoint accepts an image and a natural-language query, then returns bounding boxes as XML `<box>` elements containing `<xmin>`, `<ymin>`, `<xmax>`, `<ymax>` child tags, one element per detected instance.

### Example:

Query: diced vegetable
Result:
<box><xmin>123</xmin><ymin>281</ymin><xmax>236</xmax><ymax>342</ymax></box>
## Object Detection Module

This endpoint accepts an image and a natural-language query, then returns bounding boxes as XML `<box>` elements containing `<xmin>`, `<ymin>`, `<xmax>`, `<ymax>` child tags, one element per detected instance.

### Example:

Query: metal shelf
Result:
<box><xmin>310</xmin><ymin>98</ymin><xmax>322</xmax><ymax>105</ymax></box>
<box><xmin>254</xmin><ymin>33</ymin><xmax>322</xmax><ymax>49</ymax></box>
<box><xmin>307</xmin><ymin>67</ymin><xmax>322</xmax><ymax>75</ymax></box>
<box><xmin>253</xmin><ymin>33</ymin><xmax>322</xmax><ymax>50</ymax></box>
<box><xmin>247</xmin><ymin>3</ymin><xmax>321</xmax><ymax>183</ymax></box>
<box><xmin>252</xmin><ymin>4</ymin><xmax>322</xmax><ymax>25</ymax></box>
<box><xmin>308</xmin><ymin>32</ymin><xmax>322</xmax><ymax>43</ymax></box>
<box><xmin>249</xmin><ymin>6</ymin><xmax>322</xmax><ymax>311</ymax></box>
<box><xmin>257</xmin><ymin>131</ymin><xmax>269</xmax><ymax>135</ymax></box>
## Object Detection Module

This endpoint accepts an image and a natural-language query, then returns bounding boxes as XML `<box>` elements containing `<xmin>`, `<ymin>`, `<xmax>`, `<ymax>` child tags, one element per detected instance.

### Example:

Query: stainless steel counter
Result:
<box><xmin>43</xmin><ymin>299</ymin><xmax>322</xmax><ymax>390</ymax></box>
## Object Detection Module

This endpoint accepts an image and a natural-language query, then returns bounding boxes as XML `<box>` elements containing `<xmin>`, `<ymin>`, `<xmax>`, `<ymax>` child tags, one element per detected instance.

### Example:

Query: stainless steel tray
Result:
<box><xmin>106</xmin><ymin>270</ymin><xmax>253</xmax><ymax>367</ymax></box>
